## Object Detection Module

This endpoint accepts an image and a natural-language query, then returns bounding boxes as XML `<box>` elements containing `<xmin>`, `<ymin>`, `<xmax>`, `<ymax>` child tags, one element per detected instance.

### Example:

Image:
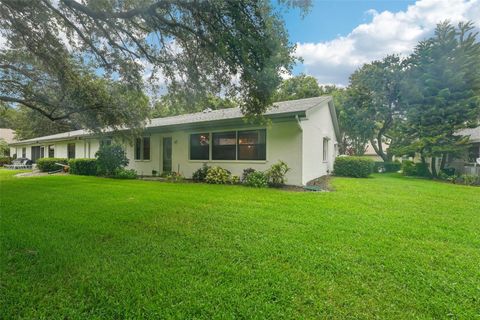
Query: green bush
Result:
<box><xmin>459</xmin><ymin>174</ymin><xmax>479</xmax><ymax>186</ymax></box>
<box><xmin>334</xmin><ymin>156</ymin><xmax>374</xmax><ymax>178</ymax></box>
<box><xmin>112</xmin><ymin>168</ymin><xmax>138</xmax><ymax>179</ymax></box>
<box><xmin>0</xmin><ymin>156</ymin><xmax>12</xmax><ymax>166</ymax></box>
<box><xmin>192</xmin><ymin>164</ymin><xmax>211</xmax><ymax>182</ymax></box>
<box><xmin>36</xmin><ymin>158</ymin><xmax>68</xmax><ymax>172</ymax></box>
<box><xmin>373</xmin><ymin>161</ymin><xmax>384</xmax><ymax>173</ymax></box>
<box><xmin>401</xmin><ymin>161</ymin><xmax>431</xmax><ymax>177</ymax></box>
<box><xmin>384</xmin><ymin>161</ymin><xmax>401</xmax><ymax>172</ymax></box>
<box><xmin>441</xmin><ymin>168</ymin><xmax>455</xmax><ymax>176</ymax></box>
<box><xmin>231</xmin><ymin>175</ymin><xmax>240</xmax><ymax>184</ymax></box>
<box><xmin>374</xmin><ymin>161</ymin><xmax>401</xmax><ymax>173</ymax></box>
<box><xmin>244</xmin><ymin>171</ymin><xmax>269</xmax><ymax>188</ymax></box>
<box><xmin>242</xmin><ymin>168</ymin><xmax>256</xmax><ymax>182</ymax></box>
<box><xmin>266</xmin><ymin>160</ymin><xmax>290</xmax><ymax>187</ymax></box>
<box><xmin>69</xmin><ymin>158</ymin><xmax>97</xmax><ymax>176</ymax></box>
<box><xmin>401</xmin><ymin>160</ymin><xmax>416</xmax><ymax>176</ymax></box>
<box><xmin>415</xmin><ymin>163</ymin><xmax>431</xmax><ymax>177</ymax></box>
<box><xmin>205</xmin><ymin>166</ymin><xmax>231</xmax><ymax>184</ymax></box>
<box><xmin>164</xmin><ymin>171</ymin><xmax>184</xmax><ymax>182</ymax></box>
<box><xmin>95</xmin><ymin>144</ymin><xmax>129</xmax><ymax>176</ymax></box>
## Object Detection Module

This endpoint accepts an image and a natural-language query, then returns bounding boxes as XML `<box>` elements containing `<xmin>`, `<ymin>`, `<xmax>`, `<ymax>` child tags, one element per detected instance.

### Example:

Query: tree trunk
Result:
<box><xmin>370</xmin><ymin>136</ymin><xmax>388</xmax><ymax>162</ymax></box>
<box><xmin>431</xmin><ymin>157</ymin><xmax>437</xmax><ymax>177</ymax></box>
<box><xmin>440</xmin><ymin>153</ymin><xmax>447</xmax><ymax>171</ymax></box>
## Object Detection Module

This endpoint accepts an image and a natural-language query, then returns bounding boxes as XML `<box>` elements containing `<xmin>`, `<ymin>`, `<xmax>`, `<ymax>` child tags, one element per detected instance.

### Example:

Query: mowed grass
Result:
<box><xmin>0</xmin><ymin>169</ymin><xmax>479</xmax><ymax>319</ymax></box>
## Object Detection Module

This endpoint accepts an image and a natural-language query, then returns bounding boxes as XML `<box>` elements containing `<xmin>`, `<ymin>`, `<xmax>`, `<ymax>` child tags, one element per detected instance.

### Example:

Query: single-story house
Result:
<box><xmin>446</xmin><ymin>126</ymin><xmax>480</xmax><ymax>175</ymax></box>
<box><xmin>9</xmin><ymin>96</ymin><xmax>340</xmax><ymax>185</ymax></box>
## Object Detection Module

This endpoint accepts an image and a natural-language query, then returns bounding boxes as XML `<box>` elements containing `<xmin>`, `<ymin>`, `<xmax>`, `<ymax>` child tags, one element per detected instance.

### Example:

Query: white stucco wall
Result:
<box><xmin>300</xmin><ymin>102</ymin><xmax>338</xmax><ymax>184</ymax></box>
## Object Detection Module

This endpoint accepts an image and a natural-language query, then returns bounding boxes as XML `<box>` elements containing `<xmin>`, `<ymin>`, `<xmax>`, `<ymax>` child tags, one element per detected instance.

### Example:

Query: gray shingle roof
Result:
<box><xmin>11</xmin><ymin>96</ymin><xmax>331</xmax><ymax>145</ymax></box>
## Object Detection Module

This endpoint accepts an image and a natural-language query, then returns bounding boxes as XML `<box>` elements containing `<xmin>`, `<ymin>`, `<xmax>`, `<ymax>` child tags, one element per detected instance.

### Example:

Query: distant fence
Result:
<box><xmin>462</xmin><ymin>165</ymin><xmax>480</xmax><ymax>176</ymax></box>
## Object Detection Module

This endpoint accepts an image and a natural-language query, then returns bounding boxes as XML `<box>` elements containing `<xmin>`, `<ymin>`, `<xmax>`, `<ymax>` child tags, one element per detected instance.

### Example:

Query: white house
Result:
<box><xmin>9</xmin><ymin>96</ymin><xmax>340</xmax><ymax>185</ymax></box>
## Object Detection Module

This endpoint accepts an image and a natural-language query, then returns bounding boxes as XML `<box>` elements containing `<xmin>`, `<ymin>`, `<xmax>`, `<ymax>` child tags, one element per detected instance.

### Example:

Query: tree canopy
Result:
<box><xmin>272</xmin><ymin>74</ymin><xmax>338</xmax><ymax>102</ymax></box>
<box><xmin>0</xmin><ymin>0</ymin><xmax>310</xmax><ymax>132</ymax></box>
<box><xmin>394</xmin><ymin>21</ymin><xmax>480</xmax><ymax>175</ymax></box>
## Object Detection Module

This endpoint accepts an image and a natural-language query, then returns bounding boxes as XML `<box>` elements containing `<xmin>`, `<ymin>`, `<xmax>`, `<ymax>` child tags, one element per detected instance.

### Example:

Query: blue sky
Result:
<box><xmin>284</xmin><ymin>1</ymin><xmax>415</xmax><ymax>43</ymax></box>
<box><xmin>279</xmin><ymin>0</ymin><xmax>480</xmax><ymax>85</ymax></box>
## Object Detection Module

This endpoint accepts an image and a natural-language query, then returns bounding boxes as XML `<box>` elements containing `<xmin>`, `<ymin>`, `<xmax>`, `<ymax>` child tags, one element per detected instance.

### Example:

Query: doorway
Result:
<box><xmin>31</xmin><ymin>146</ymin><xmax>44</xmax><ymax>163</ymax></box>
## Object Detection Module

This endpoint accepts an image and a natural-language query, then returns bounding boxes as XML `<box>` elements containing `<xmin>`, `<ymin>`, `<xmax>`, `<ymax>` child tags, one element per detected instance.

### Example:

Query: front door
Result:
<box><xmin>31</xmin><ymin>146</ymin><xmax>42</xmax><ymax>163</ymax></box>
<box><xmin>163</xmin><ymin>137</ymin><xmax>172</xmax><ymax>172</ymax></box>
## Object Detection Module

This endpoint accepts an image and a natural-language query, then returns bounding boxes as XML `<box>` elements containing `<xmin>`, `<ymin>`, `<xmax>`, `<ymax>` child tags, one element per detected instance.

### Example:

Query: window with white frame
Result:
<box><xmin>134</xmin><ymin>137</ymin><xmax>150</xmax><ymax>160</ymax></box>
<box><xmin>323</xmin><ymin>137</ymin><xmax>329</xmax><ymax>162</ymax></box>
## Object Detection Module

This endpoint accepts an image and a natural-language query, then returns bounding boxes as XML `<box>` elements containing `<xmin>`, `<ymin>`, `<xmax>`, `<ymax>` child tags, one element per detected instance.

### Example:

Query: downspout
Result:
<box><xmin>295</xmin><ymin>114</ymin><xmax>304</xmax><ymax>185</ymax></box>
<box><xmin>295</xmin><ymin>115</ymin><xmax>303</xmax><ymax>131</ymax></box>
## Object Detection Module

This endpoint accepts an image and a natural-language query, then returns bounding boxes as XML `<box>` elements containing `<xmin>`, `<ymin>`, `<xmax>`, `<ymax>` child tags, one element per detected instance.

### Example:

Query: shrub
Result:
<box><xmin>152</xmin><ymin>170</ymin><xmax>158</xmax><ymax>176</ymax></box>
<box><xmin>441</xmin><ymin>168</ymin><xmax>455</xmax><ymax>176</ymax></box>
<box><xmin>205</xmin><ymin>166</ymin><xmax>231</xmax><ymax>184</ymax></box>
<box><xmin>164</xmin><ymin>171</ymin><xmax>184</xmax><ymax>182</ymax></box>
<box><xmin>266</xmin><ymin>160</ymin><xmax>290</xmax><ymax>187</ymax></box>
<box><xmin>401</xmin><ymin>160</ymin><xmax>416</xmax><ymax>176</ymax></box>
<box><xmin>333</xmin><ymin>156</ymin><xmax>374</xmax><ymax>178</ymax></box>
<box><xmin>231</xmin><ymin>175</ymin><xmax>240</xmax><ymax>184</ymax></box>
<box><xmin>95</xmin><ymin>144</ymin><xmax>129</xmax><ymax>176</ymax></box>
<box><xmin>242</xmin><ymin>168</ymin><xmax>256</xmax><ymax>182</ymax></box>
<box><xmin>112</xmin><ymin>168</ymin><xmax>138</xmax><ymax>179</ymax></box>
<box><xmin>384</xmin><ymin>161</ymin><xmax>401</xmax><ymax>173</ymax></box>
<box><xmin>36</xmin><ymin>158</ymin><xmax>68</xmax><ymax>172</ymax></box>
<box><xmin>0</xmin><ymin>156</ymin><xmax>12</xmax><ymax>167</ymax></box>
<box><xmin>459</xmin><ymin>174</ymin><xmax>480</xmax><ymax>186</ymax></box>
<box><xmin>192</xmin><ymin>164</ymin><xmax>211</xmax><ymax>182</ymax></box>
<box><xmin>415</xmin><ymin>163</ymin><xmax>431</xmax><ymax>177</ymax></box>
<box><xmin>69</xmin><ymin>158</ymin><xmax>97</xmax><ymax>176</ymax></box>
<box><xmin>244</xmin><ymin>171</ymin><xmax>269</xmax><ymax>188</ymax></box>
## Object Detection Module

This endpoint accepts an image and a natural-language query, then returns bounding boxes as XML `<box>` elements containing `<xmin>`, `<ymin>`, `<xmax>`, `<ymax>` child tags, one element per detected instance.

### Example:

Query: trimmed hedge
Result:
<box><xmin>69</xmin><ymin>158</ymin><xmax>97</xmax><ymax>176</ymax></box>
<box><xmin>334</xmin><ymin>156</ymin><xmax>374</xmax><ymax>178</ymax></box>
<box><xmin>385</xmin><ymin>161</ymin><xmax>401</xmax><ymax>173</ymax></box>
<box><xmin>374</xmin><ymin>161</ymin><xmax>401</xmax><ymax>173</ymax></box>
<box><xmin>36</xmin><ymin>158</ymin><xmax>68</xmax><ymax>172</ymax></box>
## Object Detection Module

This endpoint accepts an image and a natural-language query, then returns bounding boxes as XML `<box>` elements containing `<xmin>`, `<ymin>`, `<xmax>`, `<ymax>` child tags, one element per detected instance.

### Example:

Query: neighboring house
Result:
<box><xmin>446</xmin><ymin>126</ymin><xmax>480</xmax><ymax>175</ymax></box>
<box><xmin>9</xmin><ymin>96</ymin><xmax>340</xmax><ymax>185</ymax></box>
<box><xmin>0</xmin><ymin>128</ymin><xmax>16</xmax><ymax>156</ymax></box>
<box><xmin>363</xmin><ymin>141</ymin><xmax>390</xmax><ymax>162</ymax></box>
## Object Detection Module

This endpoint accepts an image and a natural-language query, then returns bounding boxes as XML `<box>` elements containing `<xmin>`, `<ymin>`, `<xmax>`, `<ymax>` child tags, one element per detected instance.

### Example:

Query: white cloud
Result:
<box><xmin>296</xmin><ymin>0</ymin><xmax>480</xmax><ymax>85</ymax></box>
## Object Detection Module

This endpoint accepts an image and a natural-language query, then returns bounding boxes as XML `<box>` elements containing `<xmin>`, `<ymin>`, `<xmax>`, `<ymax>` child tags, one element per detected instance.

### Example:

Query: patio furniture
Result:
<box><xmin>4</xmin><ymin>158</ymin><xmax>33</xmax><ymax>170</ymax></box>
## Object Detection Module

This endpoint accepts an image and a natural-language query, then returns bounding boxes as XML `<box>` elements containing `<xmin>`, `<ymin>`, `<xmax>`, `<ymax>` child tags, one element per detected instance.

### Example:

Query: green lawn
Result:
<box><xmin>1</xmin><ymin>170</ymin><xmax>479</xmax><ymax>319</ymax></box>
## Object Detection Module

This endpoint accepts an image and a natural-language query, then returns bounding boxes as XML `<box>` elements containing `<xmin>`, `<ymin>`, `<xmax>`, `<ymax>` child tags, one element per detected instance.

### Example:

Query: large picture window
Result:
<box><xmin>67</xmin><ymin>143</ymin><xmax>76</xmax><ymax>159</ymax></box>
<box><xmin>212</xmin><ymin>131</ymin><xmax>236</xmax><ymax>160</ymax></box>
<box><xmin>190</xmin><ymin>133</ymin><xmax>209</xmax><ymax>160</ymax></box>
<box><xmin>135</xmin><ymin>137</ymin><xmax>150</xmax><ymax>160</ymax></box>
<box><xmin>237</xmin><ymin>130</ymin><xmax>266</xmax><ymax>160</ymax></box>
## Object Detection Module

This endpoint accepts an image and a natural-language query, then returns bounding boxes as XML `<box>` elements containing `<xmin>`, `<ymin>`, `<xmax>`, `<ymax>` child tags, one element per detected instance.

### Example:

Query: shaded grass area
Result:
<box><xmin>1</xmin><ymin>169</ymin><xmax>479</xmax><ymax>319</ymax></box>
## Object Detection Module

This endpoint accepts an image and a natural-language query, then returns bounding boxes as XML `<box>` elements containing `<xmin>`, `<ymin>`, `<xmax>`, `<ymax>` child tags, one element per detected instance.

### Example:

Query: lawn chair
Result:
<box><xmin>5</xmin><ymin>158</ymin><xmax>33</xmax><ymax>170</ymax></box>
